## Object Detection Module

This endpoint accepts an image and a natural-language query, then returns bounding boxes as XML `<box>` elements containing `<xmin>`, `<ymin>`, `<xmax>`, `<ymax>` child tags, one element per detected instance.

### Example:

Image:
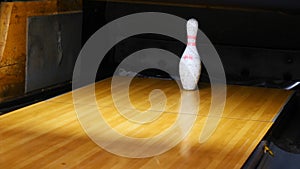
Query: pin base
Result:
<box><xmin>182</xmin><ymin>87</ymin><xmax>198</xmax><ymax>91</ymax></box>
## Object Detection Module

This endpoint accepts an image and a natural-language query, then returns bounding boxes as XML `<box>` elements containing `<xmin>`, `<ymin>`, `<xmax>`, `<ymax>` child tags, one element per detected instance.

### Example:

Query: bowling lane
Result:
<box><xmin>47</xmin><ymin>76</ymin><xmax>292</xmax><ymax>122</ymax></box>
<box><xmin>1</xmin><ymin>98</ymin><xmax>273</xmax><ymax>169</ymax></box>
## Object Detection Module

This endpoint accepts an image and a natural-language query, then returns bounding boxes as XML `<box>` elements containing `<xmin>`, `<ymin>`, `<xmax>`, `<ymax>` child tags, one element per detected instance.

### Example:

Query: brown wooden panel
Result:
<box><xmin>1</xmin><ymin>1</ymin><xmax>56</xmax><ymax>67</ymax></box>
<box><xmin>0</xmin><ymin>0</ymin><xmax>82</xmax><ymax>102</ymax></box>
<box><xmin>0</xmin><ymin>77</ymin><xmax>292</xmax><ymax>168</ymax></box>
<box><xmin>0</xmin><ymin>3</ymin><xmax>12</xmax><ymax>63</ymax></box>
<box><xmin>0</xmin><ymin>0</ymin><xmax>82</xmax><ymax>67</ymax></box>
<box><xmin>0</xmin><ymin>63</ymin><xmax>25</xmax><ymax>102</ymax></box>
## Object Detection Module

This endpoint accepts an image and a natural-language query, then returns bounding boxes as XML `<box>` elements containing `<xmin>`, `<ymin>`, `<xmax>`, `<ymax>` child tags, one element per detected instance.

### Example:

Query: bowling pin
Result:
<box><xmin>179</xmin><ymin>18</ymin><xmax>201</xmax><ymax>90</ymax></box>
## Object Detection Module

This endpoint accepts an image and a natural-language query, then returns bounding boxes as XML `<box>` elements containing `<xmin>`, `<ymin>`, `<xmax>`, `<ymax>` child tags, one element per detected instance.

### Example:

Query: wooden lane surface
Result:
<box><xmin>50</xmin><ymin>76</ymin><xmax>292</xmax><ymax>121</ymax></box>
<box><xmin>0</xmin><ymin>77</ymin><xmax>293</xmax><ymax>168</ymax></box>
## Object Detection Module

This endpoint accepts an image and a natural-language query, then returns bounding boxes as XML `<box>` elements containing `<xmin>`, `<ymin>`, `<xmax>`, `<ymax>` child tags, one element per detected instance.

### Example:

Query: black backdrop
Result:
<box><xmin>83</xmin><ymin>0</ymin><xmax>300</xmax><ymax>86</ymax></box>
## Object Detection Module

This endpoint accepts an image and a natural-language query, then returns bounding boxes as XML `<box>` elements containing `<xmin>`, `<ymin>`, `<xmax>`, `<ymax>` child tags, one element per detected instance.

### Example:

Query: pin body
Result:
<box><xmin>179</xmin><ymin>19</ymin><xmax>201</xmax><ymax>90</ymax></box>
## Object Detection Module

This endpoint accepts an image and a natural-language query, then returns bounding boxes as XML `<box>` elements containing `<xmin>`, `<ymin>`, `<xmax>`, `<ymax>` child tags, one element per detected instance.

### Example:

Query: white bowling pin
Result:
<box><xmin>179</xmin><ymin>18</ymin><xmax>201</xmax><ymax>90</ymax></box>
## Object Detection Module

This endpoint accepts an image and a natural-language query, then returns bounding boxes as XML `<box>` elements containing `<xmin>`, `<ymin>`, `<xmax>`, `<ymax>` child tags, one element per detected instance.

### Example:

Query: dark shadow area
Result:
<box><xmin>270</xmin><ymin>92</ymin><xmax>300</xmax><ymax>154</ymax></box>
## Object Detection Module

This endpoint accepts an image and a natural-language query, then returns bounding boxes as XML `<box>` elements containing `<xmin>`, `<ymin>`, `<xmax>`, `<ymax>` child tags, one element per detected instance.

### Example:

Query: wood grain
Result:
<box><xmin>0</xmin><ymin>63</ymin><xmax>25</xmax><ymax>102</ymax></box>
<box><xmin>51</xmin><ymin>77</ymin><xmax>292</xmax><ymax>121</ymax></box>
<box><xmin>0</xmin><ymin>3</ymin><xmax>12</xmax><ymax>63</ymax></box>
<box><xmin>1</xmin><ymin>1</ymin><xmax>56</xmax><ymax>67</ymax></box>
<box><xmin>0</xmin><ymin>77</ymin><xmax>293</xmax><ymax>168</ymax></box>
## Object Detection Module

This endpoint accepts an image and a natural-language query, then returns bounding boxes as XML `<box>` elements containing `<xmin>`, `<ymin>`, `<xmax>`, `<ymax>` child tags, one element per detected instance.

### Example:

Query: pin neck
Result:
<box><xmin>187</xmin><ymin>35</ymin><xmax>197</xmax><ymax>40</ymax></box>
<box><xmin>187</xmin><ymin>35</ymin><xmax>196</xmax><ymax>46</ymax></box>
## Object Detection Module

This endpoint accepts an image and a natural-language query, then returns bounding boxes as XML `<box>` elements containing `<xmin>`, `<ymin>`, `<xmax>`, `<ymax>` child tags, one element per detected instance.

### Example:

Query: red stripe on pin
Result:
<box><xmin>187</xmin><ymin>35</ymin><xmax>197</xmax><ymax>40</ymax></box>
<box><xmin>183</xmin><ymin>55</ymin><xmax>193</xmax><ymax>60</ymax></box>
<box><xmin>187</xmin><ymin>42</ymin><xmax>196</xmax><ymax>46</ymax></box>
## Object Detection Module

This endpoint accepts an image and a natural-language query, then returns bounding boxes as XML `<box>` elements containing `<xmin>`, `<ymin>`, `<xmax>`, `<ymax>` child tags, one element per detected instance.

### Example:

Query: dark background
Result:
<box><xmin>83</xmin><ymin>0</ymin><xmax>300</xmax><ymax>86</ymax></box>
